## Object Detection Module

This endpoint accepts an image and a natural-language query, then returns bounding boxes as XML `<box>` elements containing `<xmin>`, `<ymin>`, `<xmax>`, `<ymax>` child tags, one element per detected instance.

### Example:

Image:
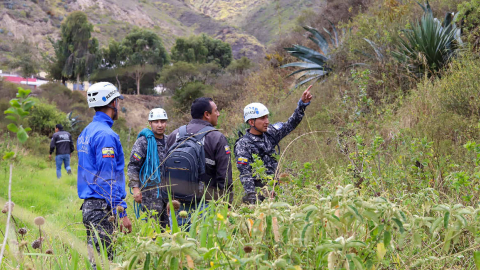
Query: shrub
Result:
<box><xmin>438</xmin><ymin>54</ymin><xmax>480</xmax><ymax>117</ymax></box>
<box><xmin>38</xmin><ymin>82</ymin><xmax>92</xmax><ymax>119</ymax></box>
<box><xmin>24</xmin><ymin>133</ymin><xmax>50</xmax><ymax>156</ymax></box>
<box><xmin>457</xmin><ymin>0</ymin><xmax>480</xmax><ymax>50</ymax></box>
<box><xmin>227</xmin><ymin>57</ymin><xmax>254</xmax><ymax>74</ymax></box>
<box><xmin>28</xmin><ymin>100</ymin><xmax>70</xmax><ymax>136</ymax></box>
<box><xmin>0</xmin><ymin>80</ymin><xmax>21</xmax><ymax>100</ymax></box>
<box><xmin>173</xmin><ymin>82</ymin><xmax>211</xmax><ymax>110</ymax></box>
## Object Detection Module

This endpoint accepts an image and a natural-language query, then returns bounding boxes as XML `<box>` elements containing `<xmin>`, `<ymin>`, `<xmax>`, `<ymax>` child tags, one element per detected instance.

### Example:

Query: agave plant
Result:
<box><xmin>66</xmin><ymin>111</ymin><xmax>83</xmax><ymax>131</ymax></box>
<box><xmin>282</xmin><ymin>23</ymin><xmax>343</xmax><ymax>88</ymax></box>
<box><xmin>392</xmin><ymin>1</ymin><xmax>462</xmax><ymax>76</ymax></box>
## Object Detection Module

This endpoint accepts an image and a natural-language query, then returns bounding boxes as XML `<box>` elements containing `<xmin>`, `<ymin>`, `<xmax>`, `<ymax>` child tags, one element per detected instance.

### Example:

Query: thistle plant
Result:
<box><xmin>34</xmin><ymin>216</ymin><xmax>45</xmax><ymax>253</ymax></box>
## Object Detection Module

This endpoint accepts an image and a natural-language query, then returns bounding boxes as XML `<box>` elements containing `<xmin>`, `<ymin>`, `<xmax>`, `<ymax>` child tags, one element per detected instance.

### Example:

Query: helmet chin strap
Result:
<box><xmin>250</xmin><ymin>119</ymin><xmax>262</xmax><ymax>133</ymax></box>
<box><xmin>107</xmin><ymin>99</ymin><xmax>118</xmax><ymax>119</ymax></box>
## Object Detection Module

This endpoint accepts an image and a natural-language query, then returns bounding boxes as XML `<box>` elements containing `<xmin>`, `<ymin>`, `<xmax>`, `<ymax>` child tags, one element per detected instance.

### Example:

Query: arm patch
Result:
<box><xmin>102</xmin><ymin>147</ymin><xmax>115</xmax><ymax>158</ymax></box>
<box><xmin>133</xmin><ymin>152</ymin><xmax>142</xmax><ymax>161</ymax></box>
<box><xmin>272</xmin><ymin>122</ymin><xmax>284</xmax><ymax>130</ymax></box>
<box><xmin>237</xmin><ymin>157</ymin><xmax>248</xmax><ymax>165</ymax></box>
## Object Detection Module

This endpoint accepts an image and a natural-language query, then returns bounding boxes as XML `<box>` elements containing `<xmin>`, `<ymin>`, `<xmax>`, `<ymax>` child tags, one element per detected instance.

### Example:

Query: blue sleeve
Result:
<box><xmin>93</xmin><ymin>133</ymin><xmax>128</xmax><ymax>217</ymax></box>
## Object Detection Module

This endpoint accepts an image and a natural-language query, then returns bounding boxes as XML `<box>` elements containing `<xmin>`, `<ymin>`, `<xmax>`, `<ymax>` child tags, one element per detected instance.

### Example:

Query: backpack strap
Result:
<box><xmin>178</xmin><ymin>125</ymin><xmax>188</xmax><ymax>137</ymax></box>
<box><xmin>193</xmin><ymin>126</ymin><xmax>216</xmax><ymax>141</ymax></box>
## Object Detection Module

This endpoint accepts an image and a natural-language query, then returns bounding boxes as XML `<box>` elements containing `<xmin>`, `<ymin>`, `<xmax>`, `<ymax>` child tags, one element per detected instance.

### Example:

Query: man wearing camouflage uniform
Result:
<box><xmin>77</xmin><ymin>82</ymin><xmax>132</xmax><ymax>266</ymax></box>
<box><xmin>234</xmin><ymin>86</ymin><xmax>313</xmax><ymax>204</ymax></box>
<box><xmin>128</xmin><ymin>108</ymin><xmax>169</xmax><ymax>227</ymax></box>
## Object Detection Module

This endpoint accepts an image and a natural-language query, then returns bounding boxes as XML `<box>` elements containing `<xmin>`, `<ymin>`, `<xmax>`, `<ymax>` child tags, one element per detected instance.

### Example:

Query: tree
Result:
<box><xmin>100</xmin><ymin>39</ymin><xmax>127</xmax><ymax>93</ymax></box>
<box><xmin>9</xmin><ymin>41</ymin><xmax>40</xmax><ymax>84</ymax></box>
<box><xmin>227</xmin><ymin>57</ymin><xmax>254</xmax><ymax>74</ymax></box>
<box><xmin>173</xmin><ymin>81</ymin><xmax>211</xmax><ymax>109</ymax></box>
<box><xmin>121</xmin><ymin>29</ymin><xmax>169</xmax><ymax>95</ymax></box>
<box><xmin>47</xmin><ymin>11</ymin><xmax>99</xmax><ymax>84</ymax></box>
<box><xmin>158</xmin><ymin>61</ymin><xmax>199</xmax><ymax>92</ymax></box>
<box><xmin>171</xmin><ymin>34</ymin><xmax>232</xmax><ymax>68</ymax></box>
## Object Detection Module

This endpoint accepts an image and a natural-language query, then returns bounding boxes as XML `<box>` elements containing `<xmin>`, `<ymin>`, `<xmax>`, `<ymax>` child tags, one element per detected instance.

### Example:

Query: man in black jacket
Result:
<box><xmin>49</xmin><ymin>124</ymin><xmax>74</xmax><ymax>179</ymax></box>
<box><xmin>166</xmin><ymin>97</ymin><xmax>233</xmax><ymax>227</ymax></box>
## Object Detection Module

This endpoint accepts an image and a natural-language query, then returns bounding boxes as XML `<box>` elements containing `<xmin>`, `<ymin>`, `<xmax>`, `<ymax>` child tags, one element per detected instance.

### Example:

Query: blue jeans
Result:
<box><xmin>55</xmin><ymin>154</ymin><xmax>71</xmax><ymax>179</ymax></box>
<box><xmin>169</xmin><ymin>201</ymin><xmax>208</xmax><ymax>230</ymax></box>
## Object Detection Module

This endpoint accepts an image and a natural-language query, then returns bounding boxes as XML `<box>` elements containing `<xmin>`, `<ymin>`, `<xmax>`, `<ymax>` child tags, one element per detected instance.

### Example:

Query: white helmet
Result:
<box><xmin>244</xmin><ymin>103</ymin><xmax>269</xmax><ymax>123</ymax></box>
<box><xmin>148</xmin><ymin>108</ymin><xmax>168</xmax><ymax>121</ymax></box>
<box><xmin>87</xmin><ymin>82</ymin><xmax>124</xmax><ymax>108</ymax></box>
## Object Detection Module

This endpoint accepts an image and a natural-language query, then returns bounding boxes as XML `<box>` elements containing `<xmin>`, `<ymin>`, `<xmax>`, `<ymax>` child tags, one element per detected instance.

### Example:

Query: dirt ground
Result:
<box><xmin>116</xmin><ymin>94</ymin><xmax>168</xmax><ymax>129</ymax></box>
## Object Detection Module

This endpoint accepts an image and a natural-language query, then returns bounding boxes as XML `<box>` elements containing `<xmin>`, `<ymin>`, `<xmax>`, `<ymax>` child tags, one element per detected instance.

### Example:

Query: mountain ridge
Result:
<box><xmin>0</xmin><ymin>0</ymin><xmax>318</xmax><ymax>65</ymax></box>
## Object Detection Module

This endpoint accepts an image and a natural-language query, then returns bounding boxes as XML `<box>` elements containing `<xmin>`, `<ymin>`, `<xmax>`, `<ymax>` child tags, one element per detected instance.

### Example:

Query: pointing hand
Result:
<box><xmin>301</xmin><ymin>85</ymin><xmax>313</xmax><ymax>103</ymax></box>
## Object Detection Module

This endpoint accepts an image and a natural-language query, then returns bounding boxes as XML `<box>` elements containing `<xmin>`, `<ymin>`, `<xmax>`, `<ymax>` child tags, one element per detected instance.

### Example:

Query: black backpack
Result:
<box><xmin>162</xmin><ymin>125</ymin><xmax>215</xmax><ymax>202</ymax></box>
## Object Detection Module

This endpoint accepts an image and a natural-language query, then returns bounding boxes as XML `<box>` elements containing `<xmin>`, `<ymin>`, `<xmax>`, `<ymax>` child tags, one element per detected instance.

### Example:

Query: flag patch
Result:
<box><xmin>237</xmin><ymin>157</ymin><xmax>248</xmax><ymax>165</ymax></box>
<box><xmin>133</xmin><ymin>153</ymin><xmax>142</xmax><ymax>161</ymax></box>
<box><xmin>224</xmin><ymin>145</ymin><xmax>231</xmax><ymax>154</ymax></box>
<box><xmin>102</xmin><ymin>147</ymin><xmax>115</xmax><ymax>158</ymax></box>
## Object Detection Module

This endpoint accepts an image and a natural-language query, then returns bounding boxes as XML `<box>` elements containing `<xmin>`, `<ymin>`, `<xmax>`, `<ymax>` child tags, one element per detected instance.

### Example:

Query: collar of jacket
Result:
<box><xmin>245</xmin><ymin>128</ymin><xmax>265</xmax><ymax>142</ymax></box>
<box><xmin>93</xmin><ymin>111</ymin><xmax>114</xmax><ymax>128</ymax></box>
<box><xmin>189</xmin><ymin>119</ymin><xmax>213</xmax><ymax>127</ymax></box>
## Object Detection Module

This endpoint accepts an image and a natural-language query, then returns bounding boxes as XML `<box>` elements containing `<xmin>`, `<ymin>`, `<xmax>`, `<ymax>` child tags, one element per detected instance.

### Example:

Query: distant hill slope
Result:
<box><xmin>0</xmin><ymin>0</ymin><xmax>321</xmax><ymax>66</ymax></box>
<box><xmin>189</xmin><ymin>0</ymin><xmax>324</xmax><ymax>44</ymax></box>
<box><xmin>0</xmin><ymin>0</ymin><xmax>263</xmax><ymax>62</ymax></box>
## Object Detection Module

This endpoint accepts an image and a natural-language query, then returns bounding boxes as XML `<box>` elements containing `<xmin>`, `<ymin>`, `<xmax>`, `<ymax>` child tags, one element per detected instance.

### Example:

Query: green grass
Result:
<box><xmin>0</xmin><ymin>156</ymin><xmax>83</xmax><ymax>237</ymax></box>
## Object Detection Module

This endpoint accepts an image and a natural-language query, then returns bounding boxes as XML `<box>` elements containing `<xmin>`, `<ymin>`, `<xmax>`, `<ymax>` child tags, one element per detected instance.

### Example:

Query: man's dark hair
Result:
<box><xmin>55</xmin><ymin>124</ymin><xmax>63</xmax><ymax>131</ymax></box>
<box><xmin>94</xmin><ymin>98</ymin><xmax>116</xmax><ymax>112</ymax></box>
<box><xmin>191</xmin><ymin>97</ymin><xmax>213</xmax><ymax>119</ymax></box>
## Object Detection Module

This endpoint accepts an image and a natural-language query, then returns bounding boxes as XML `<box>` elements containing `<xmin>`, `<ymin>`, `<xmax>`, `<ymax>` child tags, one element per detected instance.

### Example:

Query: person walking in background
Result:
<box><xmin>128</xmin><ymin>108</ymin><xmax>169</xmax><ymax>227</ymax></box>
<box><xmin>235</xmin><ymin>86</ymin><xmax>313</xmax><ymax>204</ymax></box>
<box><xmin>49</xmin><ymin>124</ymin><xmax>74</xmax><ymax>179</ymax></box>
<box><xmin>77</xmin><ymin>82</ymin><xmax>132</xmax><ymax>266</ymax></box>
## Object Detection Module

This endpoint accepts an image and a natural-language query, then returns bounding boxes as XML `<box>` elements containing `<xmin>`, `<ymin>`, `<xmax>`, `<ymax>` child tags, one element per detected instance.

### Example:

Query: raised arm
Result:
<box><xmin>270</xmin><ymin>85</ymin><xmax>313</xmax><ymax>141</ymax></box>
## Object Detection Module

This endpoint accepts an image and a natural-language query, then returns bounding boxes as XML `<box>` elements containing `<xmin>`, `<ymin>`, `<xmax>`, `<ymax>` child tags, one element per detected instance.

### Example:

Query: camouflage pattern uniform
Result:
<box><xmin>234</xmin><ymin>99</ymin><xmax>310</xmax><ymax>203</ymax></box>
<box><xmin>81</xmin><ymin>198</ymin><xmax>115</xmax><ymax>263</ymax></box>
<box><xmin>127</xmin><ymin>135</ymin><xmax>169</xmax><ymax>226</ymax></box>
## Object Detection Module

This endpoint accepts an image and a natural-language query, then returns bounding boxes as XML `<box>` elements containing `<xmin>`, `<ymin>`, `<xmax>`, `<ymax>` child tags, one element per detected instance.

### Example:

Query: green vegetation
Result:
<box><xmin>121</xmin><ymin>29</ymin><xmax>170</xmax><ymax>95</ymax></box>
<box><xmin>28</xmin><ymin>101</ymin><xmax>69</xmax><ymax>137</ymax></box>
<box><xmin>392</xmin><ymin>2</ymin><xmax>462</xmax><ymax>76</ymax></box>
<box><xmin>8</xmin><ymin>41</ymin><xmax>40</xmax><ymax>84</ymax></box>
<box><xmin>172</xmin><ymin>81</ymin><xmax>212</xmax><ymax>109</ymax></box>
<box><xmin>46</xmin><ymin>11</ymin><xmax>99</xmax><ymax>84</ymax></box>
<box><xmin>4</xmin><ymin>0</ymin><xmax>480</xmax><ymax>269</ymax></box>
<box><xmin>171</xmin><ymin>34</ymin><xmax>232</xmax><ymax>68</ymax></box>
<box><xmin>282</xmin><ymin>25</ymin><xmax>341</xmax><ymax>88</ymax></box>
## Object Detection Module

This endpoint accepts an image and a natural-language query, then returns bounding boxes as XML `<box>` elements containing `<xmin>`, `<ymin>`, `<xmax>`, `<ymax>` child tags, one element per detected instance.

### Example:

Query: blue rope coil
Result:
<box><xmin>133</xmin><ymin>128</ymin><xmax>162</xmax><ymax>219</ymax></box>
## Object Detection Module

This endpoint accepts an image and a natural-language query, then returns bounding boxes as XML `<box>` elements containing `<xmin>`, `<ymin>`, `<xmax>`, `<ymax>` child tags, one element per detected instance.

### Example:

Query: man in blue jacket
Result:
<box><xmin>77</xmin><ymin>82</ymin><xmax>132</xmax><ymax>265</ymax></box>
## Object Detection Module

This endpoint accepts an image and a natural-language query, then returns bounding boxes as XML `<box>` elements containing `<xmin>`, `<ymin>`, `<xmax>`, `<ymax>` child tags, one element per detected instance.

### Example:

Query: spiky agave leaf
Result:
<box><xmin>392</xmin><ymin>8</ymin><xmax>462</xmax><ymax>76</ymax></box>
<box><xmin>282</xmin><ymin>23</ymin><xmax>342</xmax><ymax>88</ymax></box>
<box><xmin>303</xmin><ymin>26</ymin><xmax>330</xmax><ymax>55</ymax></box>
